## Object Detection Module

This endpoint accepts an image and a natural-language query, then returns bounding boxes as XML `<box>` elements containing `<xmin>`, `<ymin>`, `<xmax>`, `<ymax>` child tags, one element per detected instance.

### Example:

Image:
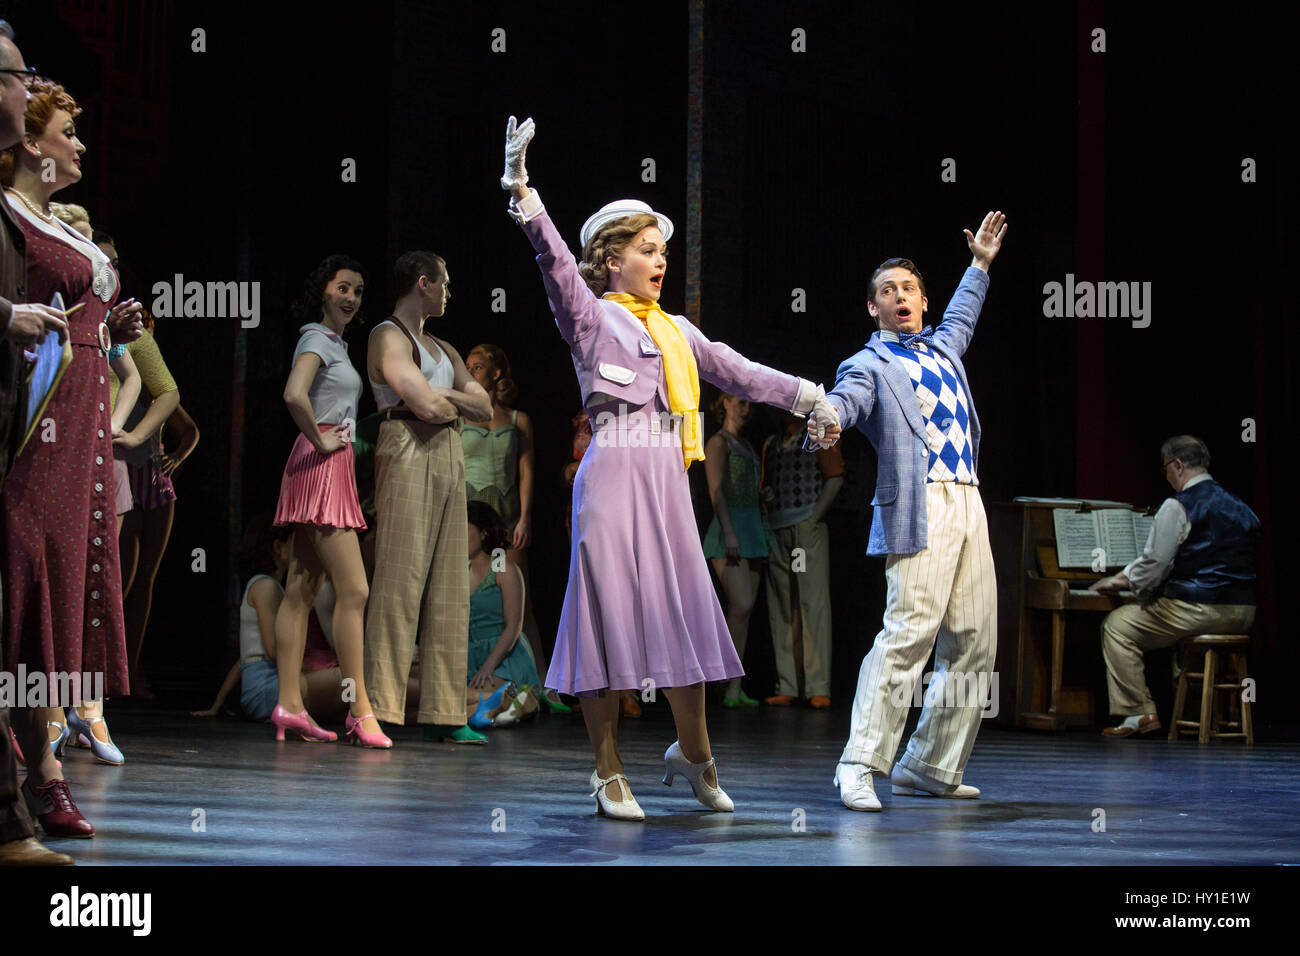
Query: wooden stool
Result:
<box><xmin>1169</xmin><ymin>635</ymin><xmax>1253</xmax><ymax>744</ymax></box>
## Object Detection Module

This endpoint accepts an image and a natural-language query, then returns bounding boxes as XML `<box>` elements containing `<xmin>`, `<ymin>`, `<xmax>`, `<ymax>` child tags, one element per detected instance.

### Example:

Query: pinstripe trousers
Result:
<box><xmin>840</xmin><ymin>481</ymin><xmax>996</xmax><ymax>785</ymax></box>
<box><xmin>363</xmin><ymin>420</ymin><xmax>469</xmax><ymax>726</ymax></box>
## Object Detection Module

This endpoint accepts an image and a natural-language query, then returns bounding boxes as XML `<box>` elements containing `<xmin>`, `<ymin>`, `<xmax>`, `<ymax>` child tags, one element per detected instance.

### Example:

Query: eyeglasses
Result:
<box><xmin>1160</xmin><ymin>458</ymin><xmax>1180</xmax><ymax>475</ymax></box>
<box><xmin>0</xmin><ymin>67</ymin><xmax>39</xmax><ymax>90</ymax></box>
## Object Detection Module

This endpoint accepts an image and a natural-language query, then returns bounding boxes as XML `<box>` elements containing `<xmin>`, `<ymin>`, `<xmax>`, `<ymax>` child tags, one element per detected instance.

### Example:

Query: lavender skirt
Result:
<box><xmin>545</xmin><ymin>398</ymin><xmax>742</xmax><ymax>696</ymax></box>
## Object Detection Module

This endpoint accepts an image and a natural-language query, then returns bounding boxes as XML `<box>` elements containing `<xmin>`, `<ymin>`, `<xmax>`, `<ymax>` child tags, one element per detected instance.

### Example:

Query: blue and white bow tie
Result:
<box><xmin>897</xmin><ymin>326</ymin><xmax>935</xmax><ymax>349</ymax></box>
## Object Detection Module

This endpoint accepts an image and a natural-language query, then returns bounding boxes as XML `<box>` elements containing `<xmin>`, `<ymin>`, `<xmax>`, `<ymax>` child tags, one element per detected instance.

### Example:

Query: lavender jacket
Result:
<box><xmin>518</xmin><ymin>208</ymin><xmax>804</xmax><ymax>415</ymax></box>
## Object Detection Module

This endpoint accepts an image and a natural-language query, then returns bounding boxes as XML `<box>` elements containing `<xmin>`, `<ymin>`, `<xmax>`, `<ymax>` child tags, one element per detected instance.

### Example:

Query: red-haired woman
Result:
<box><xmin>0</xmin><ymin>79</ymin><xmax>143</xmax><ymax>837</ymax></box>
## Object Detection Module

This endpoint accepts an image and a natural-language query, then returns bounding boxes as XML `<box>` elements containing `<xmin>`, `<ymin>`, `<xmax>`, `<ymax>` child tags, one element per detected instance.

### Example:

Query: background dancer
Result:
<box><xmin>271</xmin><ymin>255</ymin><xmax>388</xmax><ymax>748</ymax></box>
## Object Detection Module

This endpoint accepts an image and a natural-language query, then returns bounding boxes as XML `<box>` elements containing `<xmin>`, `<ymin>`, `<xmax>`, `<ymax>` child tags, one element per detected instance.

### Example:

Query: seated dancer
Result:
<box><xmin>812</xmin><ymin>213</ymin><xmax>1008</xmax><ymax>812</ymax></box>
<box><xmin>192</xmin><ymin>518</ymin><xmax>345</xmax><ymax>723</ymax></box>
<box><xmin>1091</xmin><ymin>436</ymin><xmax>1260</xmax><ymax>737</ymax></box>
<box><xmin>465</xmin><ymin>501</ymin><xmax>544</xmax><ymax>730</ymax></box>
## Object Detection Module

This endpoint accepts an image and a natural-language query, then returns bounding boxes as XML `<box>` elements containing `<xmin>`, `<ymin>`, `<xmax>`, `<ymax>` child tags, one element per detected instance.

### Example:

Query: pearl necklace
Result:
<box><xmin>5</xmin><ymin>188</ymin><xmax>56</xmax><ymax>224</ymax></box>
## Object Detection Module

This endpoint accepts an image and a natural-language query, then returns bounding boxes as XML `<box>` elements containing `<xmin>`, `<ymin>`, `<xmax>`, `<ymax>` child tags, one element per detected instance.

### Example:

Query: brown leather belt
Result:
<box><xmin>382</xmin><ymin>407</ymin><xmax>461</xmax><ymax>432</ymax></box>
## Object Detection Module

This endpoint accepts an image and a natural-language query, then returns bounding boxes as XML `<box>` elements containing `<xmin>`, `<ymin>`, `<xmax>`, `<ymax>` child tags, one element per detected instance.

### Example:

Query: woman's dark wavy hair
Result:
<box><xmin>292</xmin><ymin>254</ymin><xmax>366</xmax><ymax>327</ymax></box>
<box><xmin>467</xmin><ymin>501</ymin><xmax>510</xmax><ymax>555</ymax></box>
<box><xmin>240</xmin><ymin>514</ymin><xmax>292</xmax><ymax>580</ymax></box>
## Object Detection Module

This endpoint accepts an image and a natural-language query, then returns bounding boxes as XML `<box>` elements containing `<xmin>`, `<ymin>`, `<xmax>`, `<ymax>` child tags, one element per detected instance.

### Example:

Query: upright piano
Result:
<box><xmin>989</xmin><ymin>498</ymin><xmax>1152</xmax><ymax>730</ymax></box>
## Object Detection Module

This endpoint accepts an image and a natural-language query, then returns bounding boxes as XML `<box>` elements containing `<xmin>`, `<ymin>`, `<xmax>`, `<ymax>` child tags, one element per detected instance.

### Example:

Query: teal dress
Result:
<box><xmin>467</xmin><ymin>565</ymin><xmax>543</xmax><ymax>686</ymax></box>
<box><xmin>702</xmin><ymin>430</ymin><xmax>772</xmax><ymax>560</ymax></box>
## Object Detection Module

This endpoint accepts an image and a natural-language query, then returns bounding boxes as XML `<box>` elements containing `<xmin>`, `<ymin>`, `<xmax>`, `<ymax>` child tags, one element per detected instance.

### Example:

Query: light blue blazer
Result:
<box><xmin>825</xmin><ymin>267</ymin><xmax>990</xmax><ymax>556</ymax></box>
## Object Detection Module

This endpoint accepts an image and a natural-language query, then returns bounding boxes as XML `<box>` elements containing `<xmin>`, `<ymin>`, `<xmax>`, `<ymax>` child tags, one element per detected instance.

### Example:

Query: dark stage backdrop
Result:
<box><xmin>8</xmin><ymin>1</ymin><xmax>1292</xmax><ymax>732</ymax></box>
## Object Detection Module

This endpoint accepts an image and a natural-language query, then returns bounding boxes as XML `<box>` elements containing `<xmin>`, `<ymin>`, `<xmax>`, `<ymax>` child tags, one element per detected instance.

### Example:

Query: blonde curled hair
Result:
<box><xmin>468</xmin><ymin>344</ymin><xmax>518</xmax><ymax>407</ymax></box>
<box><xmin>577</xmin><ymin>213</ymin><xmax>659</xmax><ymax>295</ymax></box>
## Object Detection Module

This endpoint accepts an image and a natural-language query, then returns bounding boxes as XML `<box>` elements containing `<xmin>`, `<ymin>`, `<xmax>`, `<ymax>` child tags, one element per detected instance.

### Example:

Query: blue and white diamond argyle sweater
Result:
<box><xmin>881</xmin><ymin>332</ymin><xmax>977</xmax><ymax>484</ymax></box>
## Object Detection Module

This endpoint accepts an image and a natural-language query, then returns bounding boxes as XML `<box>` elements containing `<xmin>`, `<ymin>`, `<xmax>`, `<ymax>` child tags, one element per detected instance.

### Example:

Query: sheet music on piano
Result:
<box><xmin>1049</xmin><ymin>505</ymin><xmax>1155</xmax><ymax>568</ymax></box>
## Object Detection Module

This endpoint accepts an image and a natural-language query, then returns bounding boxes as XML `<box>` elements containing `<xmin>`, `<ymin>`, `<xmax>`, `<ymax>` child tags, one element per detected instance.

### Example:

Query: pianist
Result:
<box><xmin>1090</xmin><ymin>436</ymin><xmax>1260</xmax><ymax>737</ymax></box>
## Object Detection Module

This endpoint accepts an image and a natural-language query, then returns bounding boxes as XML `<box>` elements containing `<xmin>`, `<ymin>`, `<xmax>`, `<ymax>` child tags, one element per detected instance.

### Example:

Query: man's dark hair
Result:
<box><xmin>1161</xmin><ymin>435</ymin><xmax>1211</xmax><ymax>470</ymax></box>
<box><xmin>92</xmin><ymin>229</ymin><xmax>114</xmax><ymax>246</ymax></box>
<box><xmin>868</xmin><ymin>257</ymin><xmax>927</xmax><ymax>302</ymax></box>
<box><xmin>393</xmin><ymin>250</ymin><xmax>446</xmax><ymax>300</ymax></box>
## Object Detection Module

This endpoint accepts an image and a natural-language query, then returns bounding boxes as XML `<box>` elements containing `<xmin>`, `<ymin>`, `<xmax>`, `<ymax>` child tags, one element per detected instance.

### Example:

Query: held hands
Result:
<box><xmin>964</xmin><ymin>211</ymin><xmax>1008</xmax><ymax>271</ymax></box>
<box><xmin>112</xmin><ymin>428</ymin><xmax>144</xmax><ymax>450</ymax></box>
<box><xmin>501</xmin><ymin>115</ymin><xmax>536</xmax><ymax>196</ymax></box>
<box><xmin>806</xmin><ymin>393</ymin><xmax>842</xmax><ymax>448</ymax></box>
<box><xmin>6</xmin><ymin>303</ymin><xmax>69</xmax><ymax>349</ymax></box>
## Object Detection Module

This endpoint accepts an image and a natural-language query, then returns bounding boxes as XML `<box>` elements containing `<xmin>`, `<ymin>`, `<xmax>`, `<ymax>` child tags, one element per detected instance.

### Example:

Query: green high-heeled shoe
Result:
<box><xmin>722</xmin><ymin>693</ymin><xmax>761</xmax><ymax>709</ymax></box>
<box><xmin>538</xmin><ymin>687</ymin><xmax>573</xmax><ymax>714</ymax></box>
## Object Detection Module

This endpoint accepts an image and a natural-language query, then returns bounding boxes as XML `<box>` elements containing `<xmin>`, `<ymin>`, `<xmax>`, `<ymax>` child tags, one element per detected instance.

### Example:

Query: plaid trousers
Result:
<box><xmin>364</xmin><ymin>420</ymin><xmax>468</xmax><ymax>725</ymax></box>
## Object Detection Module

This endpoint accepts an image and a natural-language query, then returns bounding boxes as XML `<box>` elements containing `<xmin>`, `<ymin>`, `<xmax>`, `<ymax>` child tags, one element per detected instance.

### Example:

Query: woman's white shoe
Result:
<box><xmin>662</xmin><ymin>741</ymin><xmax>734</xmax><ymax>812</ymax></box>
<box><xmin>589</xmin><ymin>770</ymin><xmax>645</xmax><ymax>821</ymax></box>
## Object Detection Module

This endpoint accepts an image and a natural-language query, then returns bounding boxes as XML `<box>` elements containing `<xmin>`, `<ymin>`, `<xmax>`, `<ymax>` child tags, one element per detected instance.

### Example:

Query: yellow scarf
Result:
<box><xmin>603</xmin><ymin>293</ymin><xmax>704</xmax><ymax>469</ymax></box>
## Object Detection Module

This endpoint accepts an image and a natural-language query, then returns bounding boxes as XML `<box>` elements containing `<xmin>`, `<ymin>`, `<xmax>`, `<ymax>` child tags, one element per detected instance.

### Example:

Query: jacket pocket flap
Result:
<box><xmin>871</xmin><ymin>483</ymin><xmax>898</xmax><ymax>506</ymax></box>
<box><xmin>597</xmin><ymin>362</ymin><xmax>637</xmax><ymax>386</ymax></box>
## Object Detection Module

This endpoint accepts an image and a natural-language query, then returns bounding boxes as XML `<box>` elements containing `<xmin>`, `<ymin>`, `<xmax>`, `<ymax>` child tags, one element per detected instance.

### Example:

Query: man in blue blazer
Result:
<box><xmin>811</xmin><ymin>211</ymin><xmax>1007</xmax><ymax>811</ymax></box>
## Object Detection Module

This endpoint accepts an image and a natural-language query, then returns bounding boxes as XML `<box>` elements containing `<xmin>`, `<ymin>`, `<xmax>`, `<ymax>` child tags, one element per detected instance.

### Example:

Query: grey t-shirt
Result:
<box><xmin>294</xmin><ymin>323</ymin><xmax>361</xmax><ymax>425</ymax></box>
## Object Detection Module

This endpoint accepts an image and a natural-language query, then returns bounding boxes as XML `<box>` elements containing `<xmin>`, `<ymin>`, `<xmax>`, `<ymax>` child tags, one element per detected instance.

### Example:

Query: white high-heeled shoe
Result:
<box><xmin>662</xmin><ymin>741</ymin><xmax>734</xmax><ymax>812</ymax></box>
<box><xmin>589</xmin><ymin>770</ymin><xmax>645</xmax><ymax>821</ymax></box>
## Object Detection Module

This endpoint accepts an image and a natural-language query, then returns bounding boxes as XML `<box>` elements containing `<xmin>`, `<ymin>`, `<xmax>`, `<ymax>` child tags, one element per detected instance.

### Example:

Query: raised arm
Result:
<box><xmin>371</xmin><ymin>325</ymin><xmax>458</xmax><ymax>424</ymax></box>
<box><xmin>501</xmin><ymin>116</ymin><xmax>605</xmax><ymax>345</ymax></box>
<box><xmin>933</xmin><ymin>210</ymin><xmax>1006</xmax><ymax>357</ymax></box>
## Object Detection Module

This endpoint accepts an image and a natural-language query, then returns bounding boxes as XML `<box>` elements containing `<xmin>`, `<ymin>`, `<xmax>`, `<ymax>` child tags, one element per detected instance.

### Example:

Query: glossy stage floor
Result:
<box><xmin>40</xmin><ymin>702</ymin><xmax>1300</xmax><ymax>866</ymax></box>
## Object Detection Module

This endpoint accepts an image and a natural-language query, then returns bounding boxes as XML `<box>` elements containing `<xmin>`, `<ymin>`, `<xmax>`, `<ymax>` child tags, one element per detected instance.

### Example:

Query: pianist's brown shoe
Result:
<box><xmin>764</xmin><ymin>695</ymin><xmax>796</xmax><ymax>706</ymax></box>
<box><xmin>1102</xmin><ymin>714</ymin><xmax>1162</xmax><ymax>737</ymax></box>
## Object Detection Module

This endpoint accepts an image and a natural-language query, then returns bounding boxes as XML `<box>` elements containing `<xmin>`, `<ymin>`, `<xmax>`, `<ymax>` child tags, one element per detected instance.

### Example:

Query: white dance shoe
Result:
<box><xmin>890</xmin><ymin>763</ymin><xmax>980</xmax><ymax>798</ymax></box>
<box><xmin>834</xmin><ymin>762</ymin><xmax>882</xmax><ymax>811</ymax></box>
<box><xmin>589</xmin><ymin>770</ymin><xmax>645</xmax><ymax>821</ymax></box>
<box><xmin>663</xmin><ymin>741</ymin><xmax>734</xmax><ymax>812</ymax></box>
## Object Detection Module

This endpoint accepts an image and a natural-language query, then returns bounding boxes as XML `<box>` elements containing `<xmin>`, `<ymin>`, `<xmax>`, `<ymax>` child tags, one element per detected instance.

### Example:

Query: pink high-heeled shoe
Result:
<box><xmin>271</xmin><ymin>705</ymin><xmax>337</xmax><ymax>742</ymax></box>
<box><xmin>344</xmin><ymin>713</ymin><xmax>392</xmax><ymax>749</ymax></box>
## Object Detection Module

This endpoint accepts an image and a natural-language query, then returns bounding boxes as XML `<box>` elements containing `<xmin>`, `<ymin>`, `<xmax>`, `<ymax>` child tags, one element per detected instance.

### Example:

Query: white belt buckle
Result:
<box><xmin>97</xmin><ymin>321</ymin><xmax>111</xmax><ymax>353</ymax></box>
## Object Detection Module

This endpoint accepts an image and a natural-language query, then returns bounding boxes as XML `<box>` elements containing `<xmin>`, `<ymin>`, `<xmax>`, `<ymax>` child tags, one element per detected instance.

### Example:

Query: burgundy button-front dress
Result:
<box><xmin>1</xmin><ymin>204</ymin><xmax>127</xmax><ymax>699</ymax></box>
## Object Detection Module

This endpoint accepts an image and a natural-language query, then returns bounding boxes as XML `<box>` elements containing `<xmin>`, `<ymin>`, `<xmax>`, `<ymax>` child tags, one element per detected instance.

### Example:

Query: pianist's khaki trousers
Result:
<box><xmin>364</xmin><ymin>420</ymin><xmax>468</xmax><ymax>726</ymax></box>
<box><xmin>840</xmin><ymin>482</ymin><xmax>997</xmax><ymax>786</ymax></box>
<box><xmin>1101</xmin><ymin>598</ymin><xmax>1256</xmax><ymax>716</ymax></box>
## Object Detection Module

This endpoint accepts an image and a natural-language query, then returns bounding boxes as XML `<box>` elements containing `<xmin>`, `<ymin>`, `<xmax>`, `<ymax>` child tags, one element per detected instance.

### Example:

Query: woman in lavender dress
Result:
<box><xmin>500</xmin><ymin>116</ymin><xmax>838</xmax><ymax>820</ymax></box>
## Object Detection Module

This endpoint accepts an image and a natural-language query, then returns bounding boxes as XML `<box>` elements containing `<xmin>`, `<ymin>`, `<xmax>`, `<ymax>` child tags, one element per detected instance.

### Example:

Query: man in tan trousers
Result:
<box><xmin>1091</xmin><ymin>436</ymin><xmax>1260</xmax><ymax>737</ymax></box>
<box><xmin>364</xmin><ymin>251</ymin><xmax>492</xmax><ymax>743</ymax></box>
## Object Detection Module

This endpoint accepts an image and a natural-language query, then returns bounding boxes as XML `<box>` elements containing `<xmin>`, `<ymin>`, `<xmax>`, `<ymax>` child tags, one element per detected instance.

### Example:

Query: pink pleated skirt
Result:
<box><xmin>273</xmin><ymin>429</ymin><xmax>367</xmax><ymax>531</ymax></box>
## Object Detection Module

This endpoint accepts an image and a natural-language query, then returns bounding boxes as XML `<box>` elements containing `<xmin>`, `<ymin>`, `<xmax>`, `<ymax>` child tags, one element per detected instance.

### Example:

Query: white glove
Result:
<box><xmin>501</xmin><ymin>115</ymin><xmax>535</xmax><ymax>191</ymax></box>
<box><xmin>809</xmin><ymin>393</ymin><xmax>840</xmax><ymax>446</ymax></box>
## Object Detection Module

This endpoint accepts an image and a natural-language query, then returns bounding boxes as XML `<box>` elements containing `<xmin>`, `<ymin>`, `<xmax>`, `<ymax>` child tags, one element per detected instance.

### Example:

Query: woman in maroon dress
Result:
<box><xmin>0</xmin><ymin>79</ymin><xmax>142</xmax><ymax>838</ymax></box>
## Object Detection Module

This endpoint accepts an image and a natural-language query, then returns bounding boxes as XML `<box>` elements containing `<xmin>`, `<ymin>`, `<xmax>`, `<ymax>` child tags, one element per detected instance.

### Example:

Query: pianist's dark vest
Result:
<box><xmin>1163</xmin><ymin>479</ymin><xmax>1260</xmax><ymax>605</ymax></box>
